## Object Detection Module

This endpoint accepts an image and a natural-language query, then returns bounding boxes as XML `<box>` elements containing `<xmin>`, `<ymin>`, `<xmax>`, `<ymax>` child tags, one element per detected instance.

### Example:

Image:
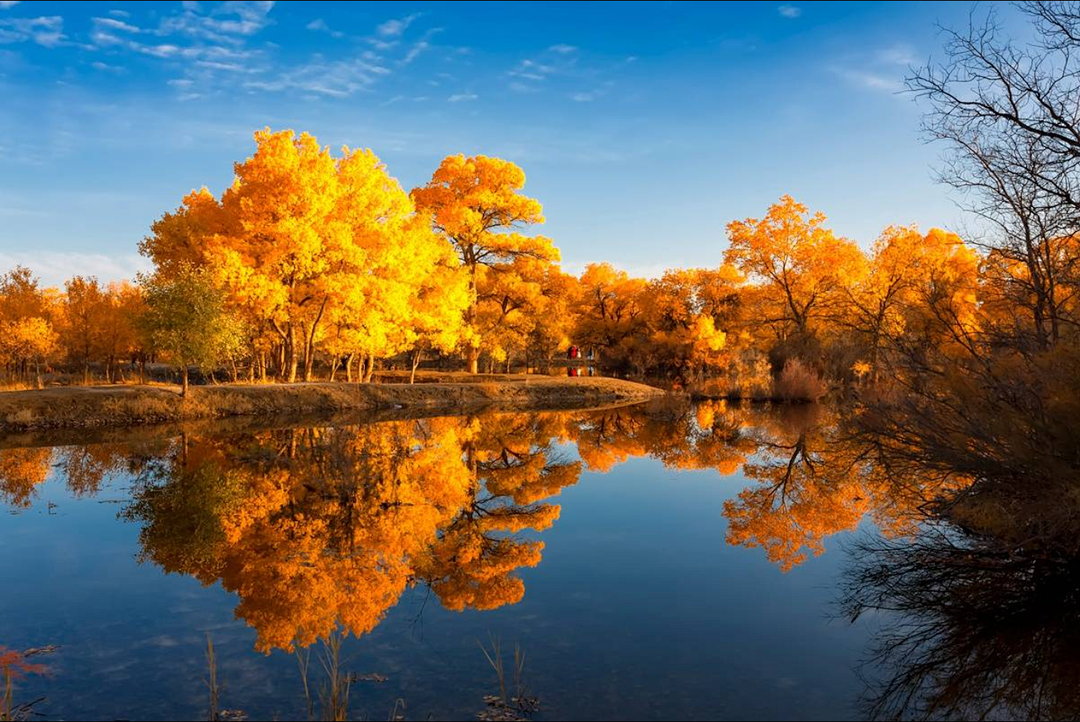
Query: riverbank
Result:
<box><xmin>0</xmin><ymin>376</ymin><xmax>664</xmax><ymax>433</ymax></box>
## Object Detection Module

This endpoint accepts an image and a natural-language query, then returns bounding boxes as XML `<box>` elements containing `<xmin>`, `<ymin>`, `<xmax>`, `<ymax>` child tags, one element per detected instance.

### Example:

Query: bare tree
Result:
<box><xmin>908</xmin><ymin>1</ymin><xmax>1080</xmax><ymax>348</ymax></box>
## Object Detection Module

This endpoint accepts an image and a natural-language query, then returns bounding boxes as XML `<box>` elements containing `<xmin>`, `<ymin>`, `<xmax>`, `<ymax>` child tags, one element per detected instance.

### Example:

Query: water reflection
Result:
<box><xmin>116</xmin><ymin>415</ymin><xmax>579</xmax><ymax>653</ymax></box>
<box><xmin>1</xmin><ymin>400</ymin><xmax>1074</xmax><ymax>719</ymax></box>
<box><xmin>0</xmin><ymin>402</ymin><xmax>943</xmax><ymax>597</ymax></box>
<box><xmin>841</xmin><ymin>531</ymin><xmax>1080</xmax><ymax>720</ymax></box>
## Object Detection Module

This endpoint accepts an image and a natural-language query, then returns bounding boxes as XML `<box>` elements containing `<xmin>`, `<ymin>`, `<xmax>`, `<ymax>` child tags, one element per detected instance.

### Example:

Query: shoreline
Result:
<box><xmin>0</xmin><ymin>376</ymin><xmax>664</xmax><ymax>435</ymax></box>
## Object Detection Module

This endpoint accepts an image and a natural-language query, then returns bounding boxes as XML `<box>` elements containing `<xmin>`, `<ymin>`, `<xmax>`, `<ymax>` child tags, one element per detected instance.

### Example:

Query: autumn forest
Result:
<box><xmin>5</xmin><ymin>1</ymin><xmax>1080</xmax><ymax>721</ymax></box>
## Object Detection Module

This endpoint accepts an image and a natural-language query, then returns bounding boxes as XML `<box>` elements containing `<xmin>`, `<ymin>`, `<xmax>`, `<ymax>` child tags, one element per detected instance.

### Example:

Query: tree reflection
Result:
<box><xmin>838</xmin><ymin>395</ymin><xmax>1080</xmax><ymax>720</ymax></box>
<box><xmin>123</xmin><ymin>413</ymin><xmax>580</xmax><ymax>653</ymax></box>
<box><xmin>0</xmin><ymin>447</ymin><xmax>52</xmax><ymax>507</ymax></box>
<box><xmin>7</xmin><ymin>399</ymin><xmax>1068</xmax><ymax>720</ymax></box>
<box><xmin>841</xmin><ymin>529</ymin><xmax>1080</xmax><ymax>720</ymax></box>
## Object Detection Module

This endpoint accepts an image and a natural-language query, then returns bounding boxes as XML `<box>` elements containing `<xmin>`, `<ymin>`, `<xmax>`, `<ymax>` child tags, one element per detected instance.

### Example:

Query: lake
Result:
<box><xmin>0</xmin><ymin>401</ymin><xmax>950</xmax><ymax>720</ymax></box>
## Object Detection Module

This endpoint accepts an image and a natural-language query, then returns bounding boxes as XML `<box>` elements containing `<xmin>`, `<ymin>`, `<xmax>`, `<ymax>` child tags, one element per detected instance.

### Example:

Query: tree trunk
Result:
<box><xmin>466</xmin><ymin>346</ymin><xmax>479</xmax><ymax>374</ymax></box>
<box><xmin>329</xmin><ymin>357</ymin><xmax>340</xmax><ymax>382</ymax></box>
<box><xmin>345</xmin><ymin>353</ymin><xmax>355</xmax><ymax>383</ymax></box>
<box><xmin>230</xmin><ymin>360</ymin><xmax>239</xmax><ymax>383</ymax></box>
<box><xmin>286</xmin><ymin>324</ymin><xmax>298</xmax><ymax>383</ymax></box>
<box><xmin>410</xmin><ymin>348</ymin><xmax>423</xmax><ymax>384</ymax></box>
<box><xmin>181</xmin><ymin>366</ymin><xmax>189</xmax><ymax>398</ymax></box>
<box><xmin>302</xmin><ymin>335</ymin><xmax>314</xmax><ymax>382</ymax></box>
<box><xmin>363</xmin><ymin>353</ymin><xmax>375</xmax><ymax>383</ymax></box>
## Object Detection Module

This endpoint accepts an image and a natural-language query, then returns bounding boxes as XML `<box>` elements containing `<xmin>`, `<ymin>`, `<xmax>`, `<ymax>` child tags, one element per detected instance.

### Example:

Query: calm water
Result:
<box><xmin>1</xmin><ymin>402</ymin><xmax>890</xmax><ymax>720</ymax></box>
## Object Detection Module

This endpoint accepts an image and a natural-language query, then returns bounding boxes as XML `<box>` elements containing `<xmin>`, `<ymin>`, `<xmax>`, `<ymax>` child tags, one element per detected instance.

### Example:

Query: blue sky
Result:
<box><xmin>0</xmin><ymin>1</ymin><xmax>1023</xmax><ymax>286</ymax></box>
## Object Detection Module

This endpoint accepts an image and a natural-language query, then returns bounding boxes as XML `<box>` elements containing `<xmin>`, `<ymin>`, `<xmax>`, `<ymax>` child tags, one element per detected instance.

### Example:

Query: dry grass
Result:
<box><xmin>691</xmin><ymin>357</ymin><xmax>828</xmax><ymax>403</ymax></box>
<box><xmin>0</xmin><ymin>377</ymin><xmax>663</xmax><ymax>433</ymax></box>
<box><xmin>772</xmin><ymin>359</ymin><xmax>828</xmax><ymax>402</ymax></box>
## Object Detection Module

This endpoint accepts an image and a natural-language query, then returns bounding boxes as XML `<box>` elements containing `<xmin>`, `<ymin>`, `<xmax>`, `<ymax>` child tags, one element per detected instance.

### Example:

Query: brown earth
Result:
<box><xmin>0</xmin><ymin>375</ymin><xmax>664</xmax><ymax>435</ymax></box>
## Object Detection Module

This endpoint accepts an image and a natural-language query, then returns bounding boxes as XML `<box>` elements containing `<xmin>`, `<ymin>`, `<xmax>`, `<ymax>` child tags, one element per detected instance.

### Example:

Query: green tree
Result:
<box><xmin>138</xmin><ymin>265</ymin><xmax>244</xmax><ymax>397</ymax></box>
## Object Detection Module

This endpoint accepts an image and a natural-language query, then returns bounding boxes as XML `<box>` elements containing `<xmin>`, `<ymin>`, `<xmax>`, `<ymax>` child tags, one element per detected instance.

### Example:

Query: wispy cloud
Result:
<box><xmin>89</xmin><ymin>2</ymin><xmax>275</xmax><ymax>53</ymax></box>
<box><xmin>834</xmin><ymin>66</ymin><xmax>903</xmax><ymax>93</ymax></box>
<box><xmin>377</xmin><ymin>13</ymin><xmax>419</xmax><ymax>38</ymax></box>
<box><xmin>0</xmin><ymin>1</ymin><xmax>21</xmax><ymax>9</ymax></box>
<box><xmin>91</xmin><ymin>16</ymin><xmax>142</xmax><ymax>34</ymax></box>
<box><xmin>0</xmin><ymin>15</ymin><xmax>68</xmax><ymax>47</ymax></box>
<box><xmin>877</xmin><ymin>43</ymin><xmax>916</xmax><ymax>66</ymax></box>
<box><xmin>831</xmin><ymin>41</ymin><xmax>916</xmax><ymax>95</ymax></box>
<box><xmin>447</xmin><ymin>92</ymin><xmax>477</xmax><ymax>102</ymax></box>
<box><xmin>305</xmin><ymin>18</ymin><xmax>344</xmax><ymax>39</ymax></box>
<box><xmin>91</xmin><ymin>60</ymin><xmax>126</xmax><ymax>74</ymax></box>
<box><xmin>0</xmin><ymin>251</ymin><xmax>151</xmax><ymax>287</ymax></box>
<box><xmin>402</xmin><ymin>41</ymin><xmax>428</xmax><ymax>64</ymax></box>
<box><xmin>504</xmin><ymin>45</ymin><xmax>626</xmax><ymax>103</ymax></box>
<box><xmin>247</xmin><ymin>55</ymin><xmax>390</xmax><ymax>97</ymax></box>
<box><xmin>508</xmin><ymin>58</ymin><xmax>556</xmax><ymax>83</ymax></box>
<box><xmin>160</xmin><ymin>1</ymin><xmax>276</xmax><ymax>41</ymax></box>
<box><xmin>778</xmin><ymin>4</ymin><xmax>801</xmax><ymax>19</ymax></box>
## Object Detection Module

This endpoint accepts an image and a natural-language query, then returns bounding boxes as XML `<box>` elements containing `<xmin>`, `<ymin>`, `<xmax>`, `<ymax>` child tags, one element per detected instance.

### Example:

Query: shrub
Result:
<box><xmin>772</xmin><ymin>358</ymin><xmax>827</xmax><ymax>402</ymax></box>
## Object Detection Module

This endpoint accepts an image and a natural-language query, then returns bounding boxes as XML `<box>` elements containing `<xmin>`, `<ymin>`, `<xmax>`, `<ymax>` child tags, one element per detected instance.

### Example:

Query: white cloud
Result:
<box><xmin>366</xmin><ymin>37</ymin><xmax>396</xmax><ymax>51</ymax></box>
<box><xmin>571</xmin><ymin>91</ymin><xmax>598</xmax><ymax>102</ymax></box>
<box><xmin>548</xmin><ymin>43</ymin><xmax>576</xmax><ymax>54</ymax></box>
<box><xmin>306</xmin><ymin>17</ymin><xmax>344</xmax><ymax>39</ymax></box>
<box><xmin>247</xmin><ymin>55</ymin><xmax>389</xmax><ymax>97</ymax></box>
<box><xmin>0</xmin><ymin>1</ymin><xmax>20</xmax><ymax>9</ymax></box>
<box><xmin>402</xmin><ymin>40</ymin><xmax>428</xmax><ymax>64</ymax></box>
<box><xmin>196</xmin><ymin>59</ymin><xmax>254</xmax><ymax>72</ymax></box>
<box><xmin>0</xmin><ymin>251</ymin><xmax>151</xmax><ymax>287</ymax></box>
<box><xmin>508</xmin><ymin>58</ymin><xmax>557</xmax><ymax>85</ymax></box>
<box><xmin>447</xmin><ymin>92</ymin><xmax>477</xmax><ymax>102</ymax></box>
<box><xmin>778</xmin><ymin>4</ymin><xmax>801</xmax><ymax>18</ymax></box>
<box><xmin>377</xmin><ymin>13</ymin><xmax>419</xmax><ymax>38</ymax></box>
<box><xmin>877</xmin><ymin>43</ymin><xmax>916</xmax><ymax>66</ymax></box>
<box><xmin>91</xmin><ymin>16</ymin><xmax>142</xmax><ymax>34</ymax></box>
<box><xmin>103</xmin><ymin>1</ymin><xmax>276</xmax><ymax>47</ymax></box>
<box><xmin>834</xmin><ymin>67</ymin><xmax>903</xmax><ymax>93</ymax></box>
<box><xmin>0</xmin><ymin>15</ymin><xmax>67</xmax><ymax>47</ymax></box>
<box><xmin>91</xmin><ymin>60</ymin><xmax>126</xmax><ymax>73</ymax></box>
<box><xmin>398</xmin><ymin>26</ymin><xmax>441</xmax><ymax>65</ymax></box>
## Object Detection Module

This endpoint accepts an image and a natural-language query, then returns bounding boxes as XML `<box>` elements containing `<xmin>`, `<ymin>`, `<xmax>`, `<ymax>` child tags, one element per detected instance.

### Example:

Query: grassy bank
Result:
<box><xmin>0</xmin><ymin>376</ymin><xmax>663</xmax><ymax>433</ymax></box>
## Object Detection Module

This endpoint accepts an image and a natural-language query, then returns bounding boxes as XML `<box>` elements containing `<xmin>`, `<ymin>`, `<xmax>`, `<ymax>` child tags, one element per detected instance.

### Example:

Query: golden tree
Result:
<box><xmin>59</xmin><ymin>276</ymin><xmax>109</xmax><ymax>384</ymax></box>
<box><xmin>412</xmin><ymin>155</ymin><xmax>560</xmax><ymax>373</ymax></box>
<box><xmin>725</xmin><ymin>196</ymin><xmax>866</xmax><ymax>341</ymax></box>
<box><xmin>143</xmin><ymin>129</ymin><xmax>471</xmax><ymax>383</ymax></box>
